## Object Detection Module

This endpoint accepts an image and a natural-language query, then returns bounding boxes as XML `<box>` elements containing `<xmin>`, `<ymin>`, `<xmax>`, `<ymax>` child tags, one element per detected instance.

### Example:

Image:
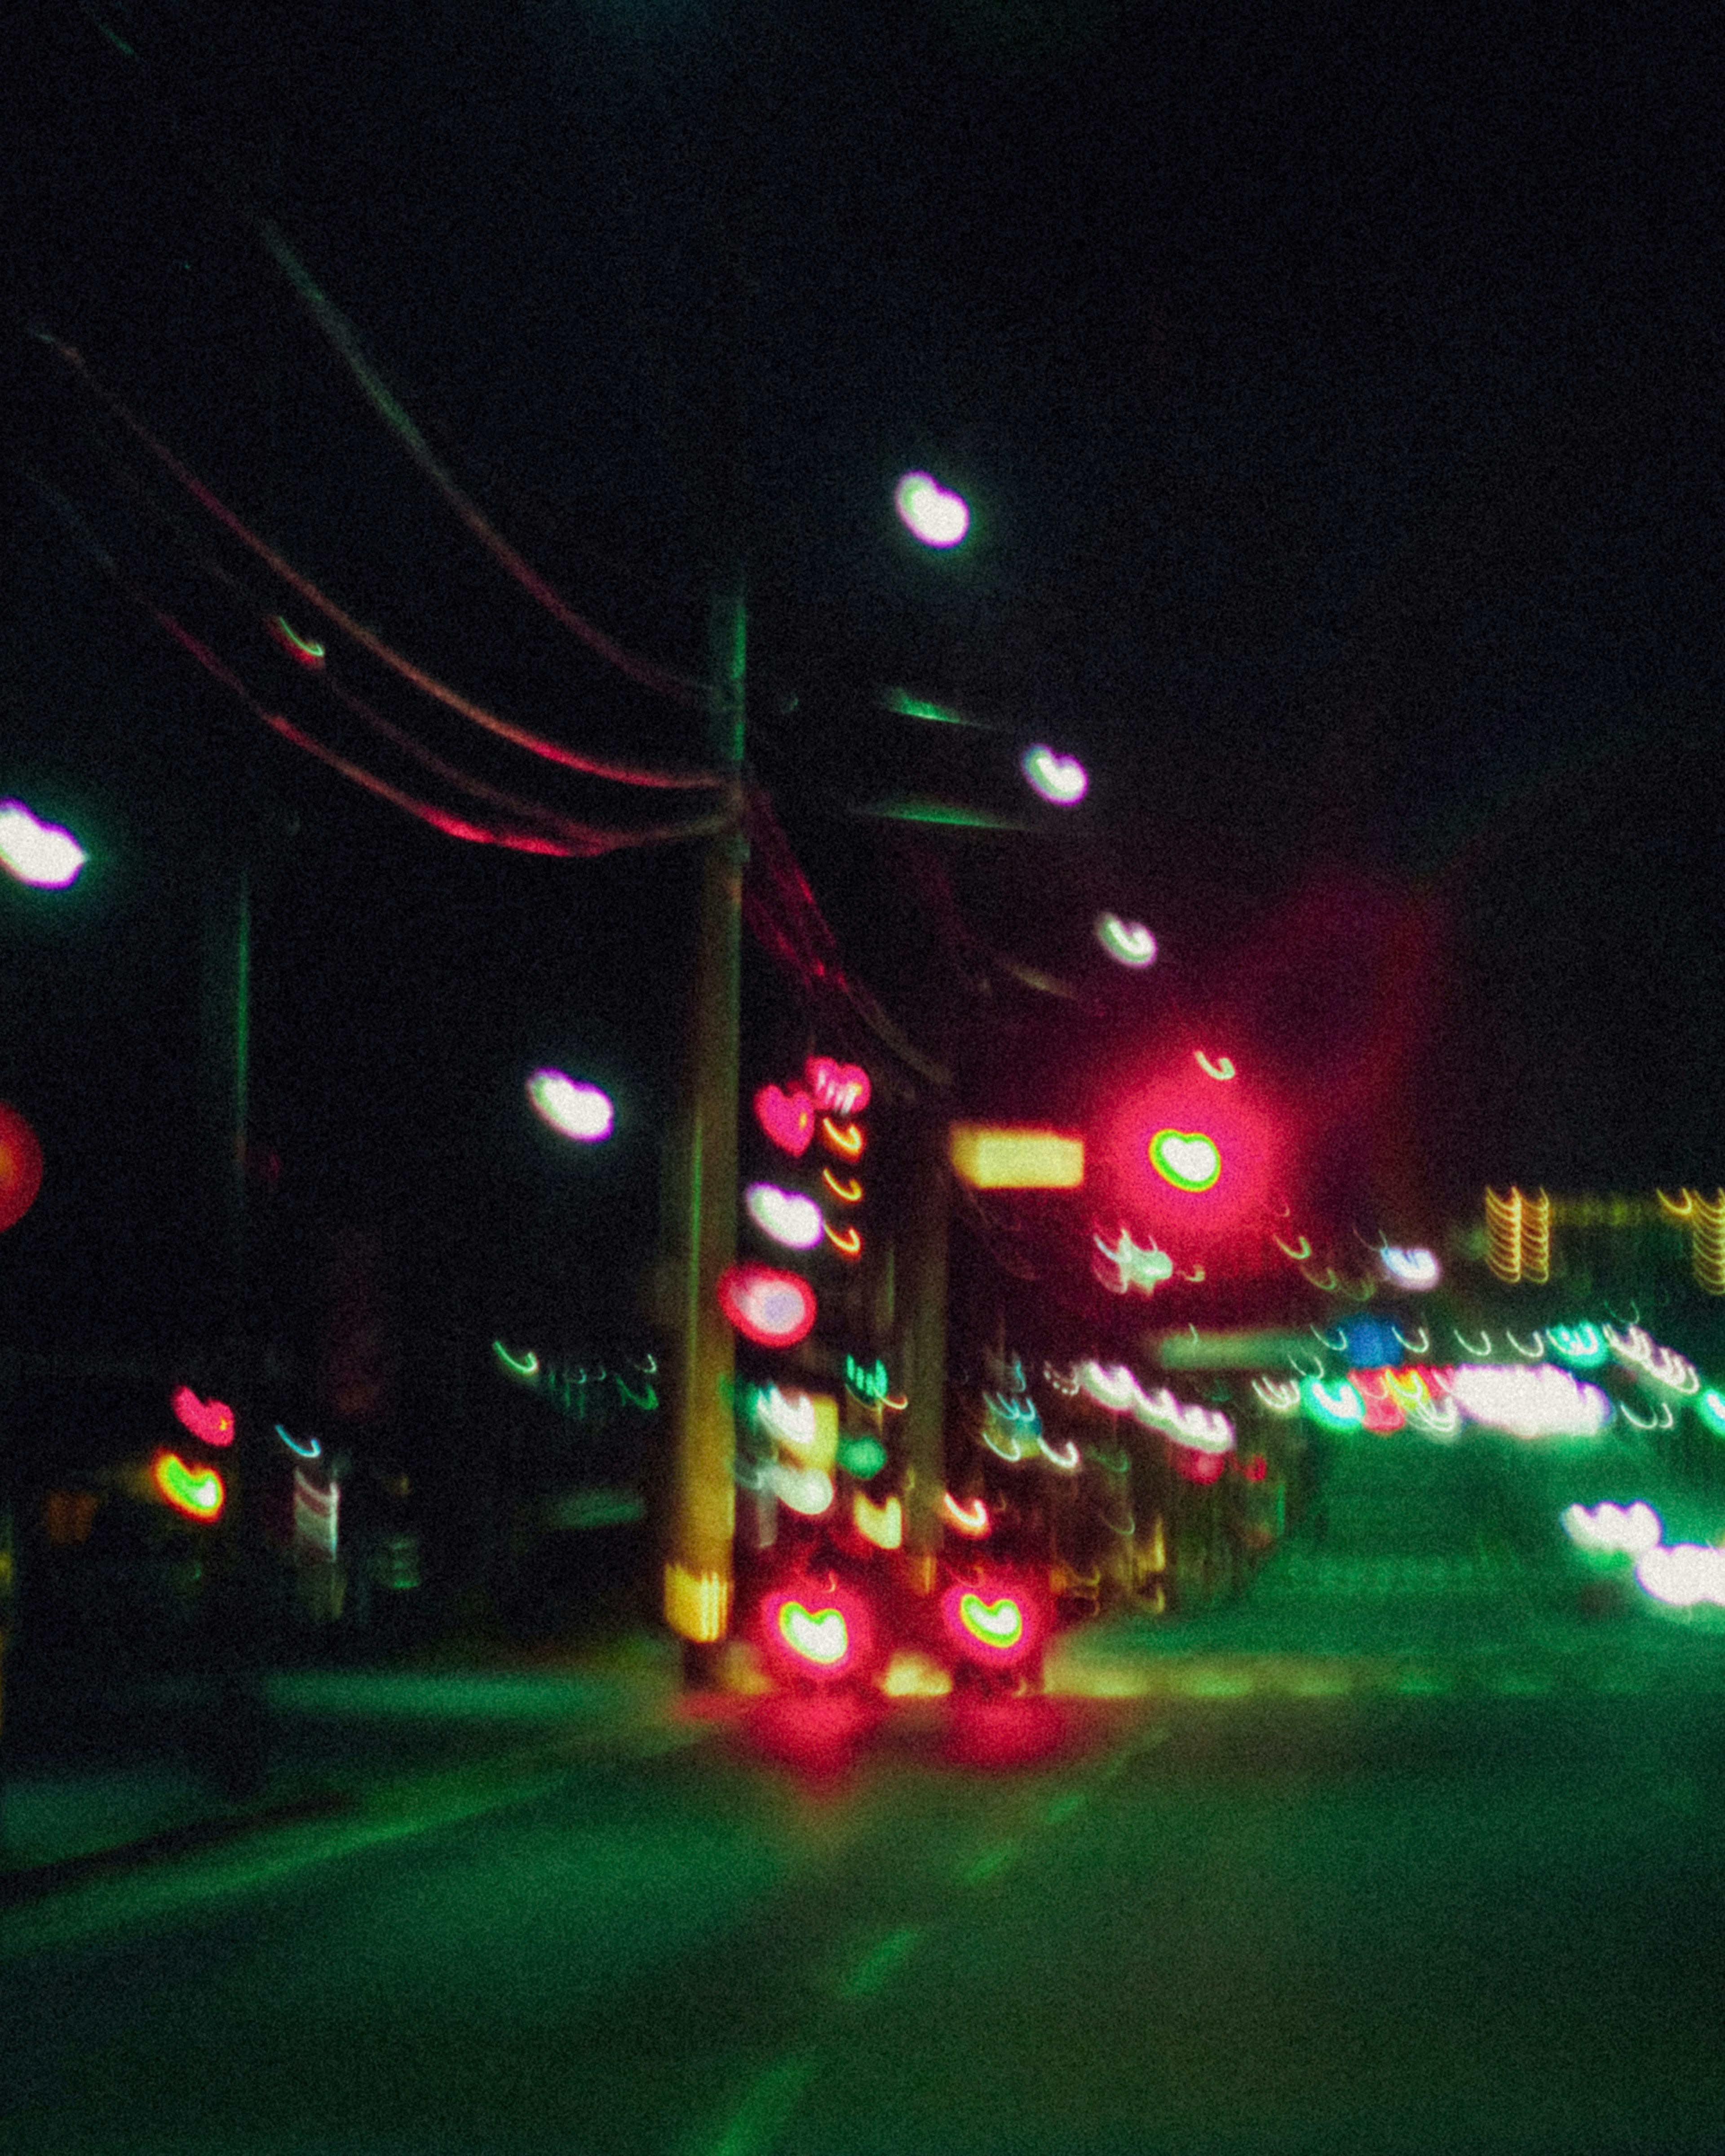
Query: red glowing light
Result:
<box><xmin>805</xmin><ymin>1058</ymin><xmax>870</xmax><ymax>1116</ymax></box>
<box><xmin>820</xmin><ymin>1118</ymin><xmax>866</xmax><ymax>1158</ymax></box>
<box><xmin>755</xmin><ymin>1084</ymin><xmax>815</xmax><ymax>1157</ymax></box>
<box><xmin>717</xmin><ymin>1263</ymin><xmax>818</xmax><ymax>1347</ymax></box>
<box><xmin>170</xmin><ymin>1385</ymin><xmax>235</xmax><ymax>1446</ymax></box>
<box><xmin>1093</xmin><ymin>1060</ymin><xmax>1280</xmax><ymax>1246</ymax></box>
<box><xmin>1171</xmin><ymin>1443</ymin><xmax>1229</xmax><ymax>1484</ymax></box>
<box><xmin>0</xmin><ymin>1103</ymin><xmax>44</xmax><ymax>1233</ymax></box>
<box><xmin>1242</xmin><ymin>1454</ymin><xmax>1268</xmax><ymax>1482</ymax></box>
<box><xmin>760</xmin><ymin>1581</ymin><xmax>874</xmax><ymax>1683</ymax></box>
<box><xmin>940</xmin><ymin>1573</ymin><xmax>1048</xmax><ymax>1669</ymax></box>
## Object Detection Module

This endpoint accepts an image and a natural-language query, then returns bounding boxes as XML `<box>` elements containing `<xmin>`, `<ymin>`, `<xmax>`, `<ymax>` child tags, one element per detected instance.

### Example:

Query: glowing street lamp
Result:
<box><xmin>894</xmin><ymin>471</ymin><xmax>970</xmax><ymax>548</ymax></box>
<box><xmin>0</xmin><ymin>800</ymin><xmax>86</xmax><ymax>888</ymax></box>
<box><xmin>526</xmin><ymin>1069</ymin><xmax>614</xmax><ymax>1141</ymax></box>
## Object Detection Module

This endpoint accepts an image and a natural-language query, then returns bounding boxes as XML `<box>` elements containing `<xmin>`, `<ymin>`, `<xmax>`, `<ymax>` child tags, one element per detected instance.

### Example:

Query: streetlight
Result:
<box><xmin>0</xmin><ymin>799</ymin><xmax>87</xmax><ymax>888</ymax></box>
<box><xmin>526</xmin><ymin>1069</ymin><xmax>615</xmax><ymax>1141</ymax></box>
<box><xmin>894</xmin><ymin>471</ymin><xmax>970</xmax><ymax>549</ymax></box>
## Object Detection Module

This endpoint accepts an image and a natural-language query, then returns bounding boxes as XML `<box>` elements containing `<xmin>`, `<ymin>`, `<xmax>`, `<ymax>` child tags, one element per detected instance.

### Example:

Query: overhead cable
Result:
<box><xmin>258</xmin><ymin>222</ymin><xmax>707</xmax><ymax>710</ymax></box>
<box><xmin>30</xmin><ymin>327</ymin><xmax>726</xmax><ymax>791</ymax></box>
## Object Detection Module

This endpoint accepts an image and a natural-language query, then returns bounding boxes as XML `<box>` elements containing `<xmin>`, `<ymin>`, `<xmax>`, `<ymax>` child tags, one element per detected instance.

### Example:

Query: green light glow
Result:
<box><xmin>882</xmin><ymin>689</ymin><xmax>982</xmax><ymax>726</ymax></box>
<box><xmin>836</xmin><ymin>1434</ymin><xmax>888</xmax><ymax>1479</ymax></box>
<box><xmin>859</xmin><ymin>799</ymin><xmax>1031</xmax><ymax>829</ymax></box>
<box><xmin>493</xmin><ymin>1341</ymin><xmax>540</xmax><ymax>1378</ymax></box>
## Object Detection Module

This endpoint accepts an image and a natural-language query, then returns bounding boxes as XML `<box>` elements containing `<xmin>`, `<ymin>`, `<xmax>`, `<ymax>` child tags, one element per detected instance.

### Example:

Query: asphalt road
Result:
<box><xmin>6</xmin><ymin>1643</ymin><xmax>1725</xmax><ymax>2156</ymax></box>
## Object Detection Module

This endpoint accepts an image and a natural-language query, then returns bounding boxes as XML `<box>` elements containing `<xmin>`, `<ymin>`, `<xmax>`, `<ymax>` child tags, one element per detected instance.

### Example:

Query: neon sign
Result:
<box><xmin>805</xmin><ymin>1058</ymin><xmax>870</xmax><ymax>1116</ymax></box>
<box><xmin>845</xmin><ymin>1356</ymin><xmax>891</xmax><ymax>1403</ymax></box>
<box><xmin>1545</xmin><ymin>1322</ymin><xmax>1608</xmax><ymax>1368</ymax></box>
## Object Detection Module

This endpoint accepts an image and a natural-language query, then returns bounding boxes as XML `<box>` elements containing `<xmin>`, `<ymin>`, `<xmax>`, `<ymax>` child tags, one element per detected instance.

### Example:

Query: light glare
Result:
<box><xmin>0</xmin><ymin>800</ymin><xmax>86</xmax><ymax>887</ymax></box>
<box><xmin>527</xmin><ymin>1069</ymin><xmax>614</xmax><ymax>1141</ymax></box>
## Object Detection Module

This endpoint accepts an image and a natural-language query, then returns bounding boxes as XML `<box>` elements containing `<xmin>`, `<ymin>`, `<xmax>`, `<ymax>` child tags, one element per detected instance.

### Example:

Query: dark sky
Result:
<box><xmin>4</xmin><ymin>0</ymin><xmax>1722</xmax><ymax>1364</ymax></box>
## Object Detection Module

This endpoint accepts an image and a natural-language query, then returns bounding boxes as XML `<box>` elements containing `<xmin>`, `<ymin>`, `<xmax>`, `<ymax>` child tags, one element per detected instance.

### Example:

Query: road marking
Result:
<box><xmin>839</xmin><ymin>1925</ymin><xmax>923</xmax><ymax>1999</ymax></box>
<box><xmin>699</xmin><ymin>2053</ymin><xmax>819</xmax><ymax>2156</ymax></box>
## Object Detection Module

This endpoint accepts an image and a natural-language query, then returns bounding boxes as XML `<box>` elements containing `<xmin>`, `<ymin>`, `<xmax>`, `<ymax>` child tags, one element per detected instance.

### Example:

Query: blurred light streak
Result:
<box><xmin>822</xmin><ymin>1171</ymin><xmax>864</xmax><ymax>1203</ymax></box>
<box><xmin>527</xmin><ymin>1070</ymin><xmax>613</xmax><ymax>1140</ymax></box>
<box><xmin>1275</xmin><ymin>1235</ymin><xmax>1314</xmax><ymax>1262</ymax></box>
<box><xmin>152</xmin><ymin>1452</ymin><xmax>224</xmax><ymax>1520</ymax></box>
<box><xmin>942</xmin><ymin>1493</ymin><xmax>991</xmax><ymax>1536</ymax></box>
<box><xmin>1380</xmin><ymin>1247</ymin><xmax>1440</xmax><ymax>1289</ymax></box>
<box><xmin>1193</xmin><ymin>1051</ymin><xmax>1235</xmax><ymax>1081</ymax></box>
<box><xmin>744</xmin><ymin>1183</ymin><xmax>823</xmax><ymax>1249</ymax></box>
<box><xmin>1636</xmin><ymin>1542</ymin><xmax>1725</xmax><ymax>1608</ymax></box>
<box><xmin>1020</xmin><ymin>746</ymin><xmax>1088</xmax><ymax>804</ymax></box>
<box><xmin>1563</xmin><ymin>1501</ymin><xmax>1663</xmax><ymax>1555</ymax></box>
<box><xmin>820</xmin><ymin>1118</ymin><xmax>866</xmax><ymax>1158</ymax></box>
<box><xmin>664</xmin><ymin>1563</ymin><xmax>730</xmax><ymax>1643</ymax></box>
<box><xmin>265</xmin><ymin>614</ymin><xmax>325</xmax><ymax>667</ymax></box>
<box><xmin>1147</xmin><ymin>1128</ymin><xmax>1221</xmax><ymax>1192</ymax></box>
<box><xmin>170</xmin><ymin>1386</ymin><xmax>234</xmax><ymax>1447</ymax></box>
<box><xmin>717</xmin><ymin>1264</ymin><xmax>818</xmax><ymax>1347</ymax></box>
<box><xmin>805</xmin><ymin>1058</ymin><xmax>870</xmax><ymax>1115</ymax></box>
<box><xmin>1095</xmin><ymin>914</ymin><xmax>1156</xmax><ymax>966</ymax></box>
<box><xmin>1447</xmin><ymin>1364</ymin><xmax>1611</xmax><ymax>1438</ymax></box>
<box><xmin>1092</xmin><ymin>1227</ymin><xmax>1173</xmax><ymax>1296</ymax></box>
<box><xmin>853</xmin><ymin>1492</ymin><xmax>903</xmax><ymax>1549</ymax></box>
<box><xmin>0</xmin><ymin>800</ymin><xmax>86</xmax><ymax>887</ymax></box>
<box><xmin>950</xmin><ymin>1125</ymin><xmax>1084</xmax><ymax>1189</ymax></box>
<box><xmin>492</xmin><ymin>1342</ymin><xmax>539</xmax><ymax>1379</ymax></box>
<box><xmin>894</xmin><ymin>471</ymin><xmax>969</xmax><ymax>547</ymax></box>
<box><xmin>823</xmin><ymin>1222</ymin><xmax>863</xmax><ymax>1258</ymax></box>
<box><xmin>274</xmin><ymin>1423</ymin><xmax>320</xmax><ymax>1459</ymax></box>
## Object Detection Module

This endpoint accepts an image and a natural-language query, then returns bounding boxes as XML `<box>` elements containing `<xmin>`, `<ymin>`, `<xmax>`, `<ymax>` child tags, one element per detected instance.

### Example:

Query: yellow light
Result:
<box><xmin>1485</xmin><ymin>1187</ymin><xmax>1522</xmax><ymax>1283</ymax></box>
<box><xmin>663</xmin><ymin>1562</ymin><xmax>730</xmax><ymax>1643</ymax></box>
<box><xmin>949</xmin><ymin>1124</ymin><xmax>1084</xmax><ymax>1190</ymax></box>
<box><xmin>1485</xmin><ymin>1186</ymin><xmax>1549</xmax><ymax>1284</ymax></box>
<box><xmin>1688</xmin><ymin>1190</ymin><xmax>1725</xmax><ymax>1295</ymax></box>
<box><xmin>853</xmin><ymin>1491</ymin><xmax>903</xmax><ymax>1549</ymax></box>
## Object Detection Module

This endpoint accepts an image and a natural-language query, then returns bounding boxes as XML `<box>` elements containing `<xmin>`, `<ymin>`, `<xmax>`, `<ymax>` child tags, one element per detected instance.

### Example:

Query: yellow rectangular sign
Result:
<box><xmin>949</xmin><ymin>1124</ymin><xmax>1085</xmax><ymax>1190</ymax></box>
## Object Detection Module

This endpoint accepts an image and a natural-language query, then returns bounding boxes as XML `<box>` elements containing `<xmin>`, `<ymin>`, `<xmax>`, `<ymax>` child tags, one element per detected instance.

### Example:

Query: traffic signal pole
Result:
<box><xmin>662</xmin><ymin>583</ymin><xmax>747</xmax><ymax>1671</ymax></box>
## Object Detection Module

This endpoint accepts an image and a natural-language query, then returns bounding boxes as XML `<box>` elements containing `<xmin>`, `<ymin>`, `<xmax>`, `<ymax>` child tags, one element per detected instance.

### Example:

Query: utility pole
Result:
<box><xmin>662</xmin><ymin>581</ymin><xmax>747</xmax><ymax>1673</ymax></box>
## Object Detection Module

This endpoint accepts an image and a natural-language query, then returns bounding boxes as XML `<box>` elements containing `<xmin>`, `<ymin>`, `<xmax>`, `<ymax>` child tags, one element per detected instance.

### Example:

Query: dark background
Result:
<box><xmin>4</xmin><ymin>0</ymin><xmax>1721</xmax><ymax>1380</ymax></box>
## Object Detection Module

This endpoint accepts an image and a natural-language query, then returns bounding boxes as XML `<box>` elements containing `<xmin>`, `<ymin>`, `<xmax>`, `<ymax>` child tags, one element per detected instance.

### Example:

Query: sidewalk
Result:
<box><xmin>0</xmin><ymin>1630</ymin><xmax>683</xmax><ymax>1899</ymax></box>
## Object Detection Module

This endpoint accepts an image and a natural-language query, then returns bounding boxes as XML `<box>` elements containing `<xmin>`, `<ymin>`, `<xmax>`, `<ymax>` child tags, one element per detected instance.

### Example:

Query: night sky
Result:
<box><xmin>4</xmin><ymin>0</ymin><xmax>1722</xmax><ymax>1375</ymax></box>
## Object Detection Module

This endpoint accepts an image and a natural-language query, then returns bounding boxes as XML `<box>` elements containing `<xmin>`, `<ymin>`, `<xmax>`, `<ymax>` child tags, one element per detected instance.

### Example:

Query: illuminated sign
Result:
<box><xmin>805</xmin><ymin>1058</ymin><xmax>870</xmax><ymax>1116</ymax></box>
<box><xmin>939</xmin><ymin>1574</ymin><xmax>1048</xmax><ymax>1668</ymax></box>
<box><xmin>950</xmin><ymin>1125</ymin><xmax>1085</xmax><ymax>1190</ymax></box>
